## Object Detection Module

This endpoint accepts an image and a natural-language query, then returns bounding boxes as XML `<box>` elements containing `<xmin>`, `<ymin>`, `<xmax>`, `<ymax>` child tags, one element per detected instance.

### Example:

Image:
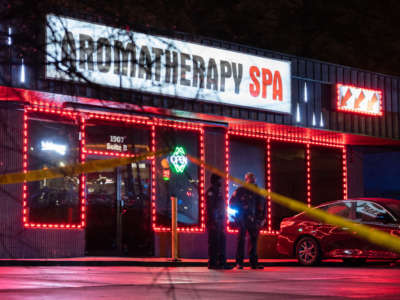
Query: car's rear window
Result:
<box><xmin>385</xmin><ymin>203</ymin><xmax>400</xmax><ymax>220</ymax></box>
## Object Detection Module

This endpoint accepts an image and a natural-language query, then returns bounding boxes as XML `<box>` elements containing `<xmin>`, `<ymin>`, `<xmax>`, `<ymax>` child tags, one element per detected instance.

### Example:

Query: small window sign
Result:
<box><xmin>336</xmin><ymin>84</ymin><xmax>383</xmax><ymax>116</ymax></box>
<box><xmin>169</xmin><ymin>146</ymin><xmax>188</xmax><ymax>174</ymax></box>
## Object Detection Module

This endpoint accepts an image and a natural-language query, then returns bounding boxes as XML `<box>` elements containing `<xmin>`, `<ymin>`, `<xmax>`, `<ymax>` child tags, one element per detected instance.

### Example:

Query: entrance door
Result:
<box><xmin>85</xmin><ymin>156</ymin><xmax>153</xmax><ymax>256</ymax></box>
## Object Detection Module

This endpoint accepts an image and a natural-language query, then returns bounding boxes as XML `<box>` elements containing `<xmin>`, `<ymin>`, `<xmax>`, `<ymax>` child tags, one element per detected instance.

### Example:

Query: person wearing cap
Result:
<box><xmin>206</xmin><ymin>173</ymin><xmax>231</xmax><ymax>269</ymax></box>
<box><xmin>230</xmin><ymin>172</ymin><xmax>266</xmax><ymax>269</ymax></box>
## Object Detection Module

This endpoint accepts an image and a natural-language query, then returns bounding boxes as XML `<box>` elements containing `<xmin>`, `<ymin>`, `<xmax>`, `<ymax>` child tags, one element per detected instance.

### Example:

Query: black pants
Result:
<box><xmin>236</xmin><ymin>224</ymin><xmax>259</xmax><ymax>267</ymax></box>
<box><xmin>208</xmin><ymin>222</ymin><xmax>226</xmax><ymax>267</ymax></box>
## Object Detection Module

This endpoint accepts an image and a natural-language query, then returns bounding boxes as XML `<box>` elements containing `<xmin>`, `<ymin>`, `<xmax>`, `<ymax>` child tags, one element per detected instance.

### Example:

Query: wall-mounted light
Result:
<box><xmin>7</xmin><ymin>27</ymin><xmax>12</xmax><ymax>46</ymax></box>
<box><xmin>20</xmin><ymin>58</ymin><xmax>25</xmax><ymax>83</ymax></box>
<box><xmin>320</xmin><ymin>112</ymin><xmax>324</xmax><ymax>127</ymax></box>
<box><xmin>304</xmin><ymin>82</ymin><xmax>308</xmax><ymax>103</ymax></box>
<box><xmin>296</xmin><ymin>103</ymin><xmax>301</xmax><ymax>123</ymax></box>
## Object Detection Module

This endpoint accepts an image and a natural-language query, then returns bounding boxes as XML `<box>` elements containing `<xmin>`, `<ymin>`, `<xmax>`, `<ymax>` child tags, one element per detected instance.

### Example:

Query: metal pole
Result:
<box><xmin>170</xmin><ymin>196</ymin><xmax>180</xmax><ymax>261</ymax></box>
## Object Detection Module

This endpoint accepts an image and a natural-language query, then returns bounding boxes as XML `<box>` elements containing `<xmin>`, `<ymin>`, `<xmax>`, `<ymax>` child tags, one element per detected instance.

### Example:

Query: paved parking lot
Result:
<box><xmin>0</xmin><ymin>264</ymin><xmax>399</xmax><ymax>299</ymax></box>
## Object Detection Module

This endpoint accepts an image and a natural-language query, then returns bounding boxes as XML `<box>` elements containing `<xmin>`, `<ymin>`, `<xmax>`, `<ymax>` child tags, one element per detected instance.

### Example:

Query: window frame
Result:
<box><xmin>23</xmin><ymin>106</ymin><xmax>84</xmax><ymax>229</ymax></box>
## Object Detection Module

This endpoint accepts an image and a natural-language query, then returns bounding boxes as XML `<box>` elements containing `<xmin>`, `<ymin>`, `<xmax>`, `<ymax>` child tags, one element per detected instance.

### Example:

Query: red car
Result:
<box><xmin>277</xmin><ymin>198</ymin><xmax>400</xmax><ymax>265</ymax></box>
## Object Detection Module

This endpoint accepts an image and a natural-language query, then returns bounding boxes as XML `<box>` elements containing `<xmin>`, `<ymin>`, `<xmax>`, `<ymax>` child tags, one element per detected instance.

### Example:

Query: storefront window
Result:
<box><xmin>27</xmin><ymin>113</ymin><xmax>80</xmax><ymax>224</ymax></box>
<box><xmin>155</xmin><ymin>128</ymin><xmax>200</xmax><ymax>227</ymax></box>
<box><xmin>228</xmin><ymin>136</ymin><xmax>266</xmax><ymax>230</ymax></box>
<box><xmin>85</xmin><ymin>120</ymin><xmax>150</xmax><ymax>155</ymax></box>
<box><xmin>311</xmin><ymin>146</ymin><xmax>344</xmax><ymax>206</ymax></box>
<box><xmin>270</xmin><ymin>141</ymin><xmax>307</xmax><ymax>230</ymax></box>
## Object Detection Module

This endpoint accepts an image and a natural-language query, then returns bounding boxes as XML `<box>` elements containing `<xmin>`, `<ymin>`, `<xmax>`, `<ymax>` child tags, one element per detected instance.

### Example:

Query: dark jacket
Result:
<box><xmin>230</xmin><ymin>186</ymin><xmax>266</xmax><ymax>228</ymax></box>
<box><xmin>206</xmin><ymin>185</ymin><xmax>225</xmax><ymax>226</ymax></box>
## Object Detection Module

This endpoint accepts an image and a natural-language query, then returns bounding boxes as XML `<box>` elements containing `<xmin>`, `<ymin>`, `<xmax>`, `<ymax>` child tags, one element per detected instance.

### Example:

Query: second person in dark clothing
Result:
<box><xmin>206</xmin><ymin>173</ymin><xmax>231</xmax><ymax>269</ymax></box>
<box><xmin>230</xmin><ymin>172</ymin><xmax>266</xmax><ymax>269</ymax></box>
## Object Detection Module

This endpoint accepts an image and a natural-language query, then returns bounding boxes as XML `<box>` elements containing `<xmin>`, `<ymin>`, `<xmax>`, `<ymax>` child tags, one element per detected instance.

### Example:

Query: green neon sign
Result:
<box><xmin>169</xmin><ymin>146</ymin><xmax>188</xmax><ymax>174</ymax></box>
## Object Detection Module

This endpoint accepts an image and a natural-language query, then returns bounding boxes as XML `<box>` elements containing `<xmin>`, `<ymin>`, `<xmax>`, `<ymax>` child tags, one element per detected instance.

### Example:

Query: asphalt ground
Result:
<box><xmin>0</xmin><ymin>264</ymin><xmax>399</xmax><ymax>299</ymax></box>
<box><xmin>0</xmin><ymin>257</ymin><xmax>398</xmax><ymax>267</ymax></box>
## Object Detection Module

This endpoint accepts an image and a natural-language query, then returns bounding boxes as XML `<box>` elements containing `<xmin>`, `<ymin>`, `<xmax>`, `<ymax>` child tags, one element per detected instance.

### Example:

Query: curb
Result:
<box><xmin>0</xmin><ymin>260</ymin><xmax>299</xmax><ymax>267</ymax></box>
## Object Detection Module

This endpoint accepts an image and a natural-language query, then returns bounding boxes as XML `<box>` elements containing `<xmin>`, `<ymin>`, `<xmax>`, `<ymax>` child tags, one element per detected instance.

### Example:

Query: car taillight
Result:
<box><xmin>280</xmin><ymin>219</ymin><xmax>295</xmax><ymax>230</ymax></box>
<box><xmin>391</xmin><ymin>230</ymin><xmax>400</xmax><ymax>237</ymax></box>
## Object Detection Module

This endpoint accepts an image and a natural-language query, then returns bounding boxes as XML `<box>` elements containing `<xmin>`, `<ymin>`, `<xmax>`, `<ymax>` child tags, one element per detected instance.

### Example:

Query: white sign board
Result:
<box><xmin>46</xmin><ymin>15</ymin><xmax>292</xmax><ymax>113</ymax></box>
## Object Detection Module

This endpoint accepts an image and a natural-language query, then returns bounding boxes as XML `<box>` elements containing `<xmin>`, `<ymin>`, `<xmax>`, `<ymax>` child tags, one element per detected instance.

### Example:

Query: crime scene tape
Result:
<box><xmin>1</xmin><ymin>146</ymin><xmax>400</xmax><ymax>255</ymax></box>
<box><xmin>187</xmin><ymin>154</ymin><xmax>400</xmax><ymax>254</ymax></box>
<box><xmin>0</xmin><ymin>149</ymin><xmax>170</xmax><ymax>185</ymax></box>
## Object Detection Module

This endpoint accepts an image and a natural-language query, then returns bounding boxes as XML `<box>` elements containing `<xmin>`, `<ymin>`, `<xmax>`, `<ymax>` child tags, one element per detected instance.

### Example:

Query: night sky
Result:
<box><xmin>4</xmin><ymin>0</ymin><xmax>400</xmax><ymax>76</ymax></box>
<box><xmin>79</xmin><ymin>0</ymin><xmax>400</xmax><ymax>77</ymax></box>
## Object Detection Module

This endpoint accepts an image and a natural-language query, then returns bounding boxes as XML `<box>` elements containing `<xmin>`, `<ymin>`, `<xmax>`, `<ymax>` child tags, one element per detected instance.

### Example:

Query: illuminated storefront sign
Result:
<box><xmin>40</xmin><ymin>140</ymin><xmax>67</xmax><ymax>155</ymax></box>
<box><xmin>169</xmin><ymin>146</ymin><xmax>188</xmax><ymax>173</ymax></box>
<box><xmin>46</xmin><ymin>15</ymin><xmax>291</xmax><ymax>113</ymax></box>
<box><xmin>106</xmin><ymin>135</ymin><xmax>128</xmax><ymax>152</ymax></box>
<box><xmin>84</xmin><ymin>124</ymin><xmax>136</xmax><ymax>155</ymax></box>
<box><xmin>337</xmin><ymin>84</ymin><xmax>383</xmax><ymax>116</ymax></box>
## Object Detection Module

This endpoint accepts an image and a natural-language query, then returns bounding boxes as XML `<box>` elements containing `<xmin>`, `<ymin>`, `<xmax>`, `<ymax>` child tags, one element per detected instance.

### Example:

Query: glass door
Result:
<box><xmin>85</xmin><ymin>158</ymin><xmax>120</xmax><ymax>255</ymax></box>
<box><xmin>85</xmin><ymin>156</ymin><xmax>153</xmax><ymax>256</ymax></box>
<box><xmin>120</xmin><ymin>161</ymin><xmax>153</xmax><ymax>256</ymax></box>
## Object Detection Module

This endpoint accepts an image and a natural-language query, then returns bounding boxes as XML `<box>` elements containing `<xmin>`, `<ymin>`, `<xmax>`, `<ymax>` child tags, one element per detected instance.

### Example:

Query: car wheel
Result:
<box><xmin>296</xmin><ymin>237</ymin><xmax>320</xmax><ymax>266</ymax></box>
<box><xmin>342</xmin><ymin>258</ymin><xmax>366</xmax><ymax>266</ymax></box>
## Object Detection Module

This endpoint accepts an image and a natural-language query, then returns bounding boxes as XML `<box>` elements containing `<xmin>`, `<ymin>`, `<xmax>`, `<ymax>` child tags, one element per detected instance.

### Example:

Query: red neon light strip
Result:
<box><xmin>225</xmin><ymin>131</ymin><xmax>234</xmax><ymax>233</ymax></box>
<box><xmin>22</xmin><ymin>110</ymin><xmax>28</xmax><ymax>226</ymax></box>
<box><xmin>265</xmin><ymin>138</ymin><xmax>271</xmax><ymax>233</ymax></box>
<box><xmin>342</xmin><ymin>147</ymin><xmax>348</xmax><ymax>199</ymax></box>
<box><xmin>23</xmin><ymin>106</ymin><xmax>83</xmax><ymax>229</ymax></box>
<box><xmin>306</xmin><ymin>144</ymin><xmax>311</xmax><ymax>207</ymax></box>
<box><xmin>80</xmin><ymin>116</ymin><xmax>86</xmax><ymax>228</ymax></box>
<box><xmin>85</xmin><ymin>149</ymin><xmax>136</xmax><ymax>157</ymax></box>
<box><xmin>86</xmin><ymin>112</ymin><xmax>153</xmax><ymax>125</ymax></box>
<box><xmin>199</xmin><ymin>128</ymin><xmax>206</xmax><ymax>232</ymax></box>
<box><xmin>226</xmin><ymin>129</ymin><xmax>346</xmax><ymax>235</ymax></box>
<box><xmin>151</xmin><ymin>125</ymin><xmax>157</xmax><ymax>231</ymax></box>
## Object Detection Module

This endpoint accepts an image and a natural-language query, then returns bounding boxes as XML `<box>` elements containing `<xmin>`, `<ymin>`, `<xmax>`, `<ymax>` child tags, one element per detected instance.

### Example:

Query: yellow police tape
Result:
<box><xmin>187</xmin><ymin>154</ymin><xmax>400</xmax><ymax>254</ymax></box>
<box><xmin>0</xmin><ymin>149</ymin><xmax>169</xmax><ymax>185</ymax></box>
<box><xmin>1</xmin><ymin>147</ymin><xmax>399</xmax><ymax>255</ymax></box>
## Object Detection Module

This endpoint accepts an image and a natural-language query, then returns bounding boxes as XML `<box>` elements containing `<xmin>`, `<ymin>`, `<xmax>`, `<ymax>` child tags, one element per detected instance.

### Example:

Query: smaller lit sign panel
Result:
<box><xmin>85</xmin><ymin>125</ymin><xmax>134</xmax><ymax>154</ymax></box>
<box><xmin>337</xmin><ymin>84</ymin><xmax>383</xmax><ymax>116</ymax></box>
<box><xmin>41</xmin><ymin>140</ymin><xmax>67</xmax><ymax>155</ymax></box>
<box><xmin>107</xmin><ymin>135</ymin><xmax>128</xmax><ymax>152</ymax></box>
<box><xmin>169</xmin><ymin>146</ymin><xmax>188</xmax><ymax>174</ymax></box>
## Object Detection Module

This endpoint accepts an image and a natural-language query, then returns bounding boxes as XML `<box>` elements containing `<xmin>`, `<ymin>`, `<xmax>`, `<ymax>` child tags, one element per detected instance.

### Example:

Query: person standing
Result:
<box><xmin>206</xmin><ymin>173</ymin><xmax>230</xmax><ymax>269</ymax></box>
<box><xmin>230</xmin><ymin>172</ymin><xmax>266</xmax><ymax>269</ymax></box>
